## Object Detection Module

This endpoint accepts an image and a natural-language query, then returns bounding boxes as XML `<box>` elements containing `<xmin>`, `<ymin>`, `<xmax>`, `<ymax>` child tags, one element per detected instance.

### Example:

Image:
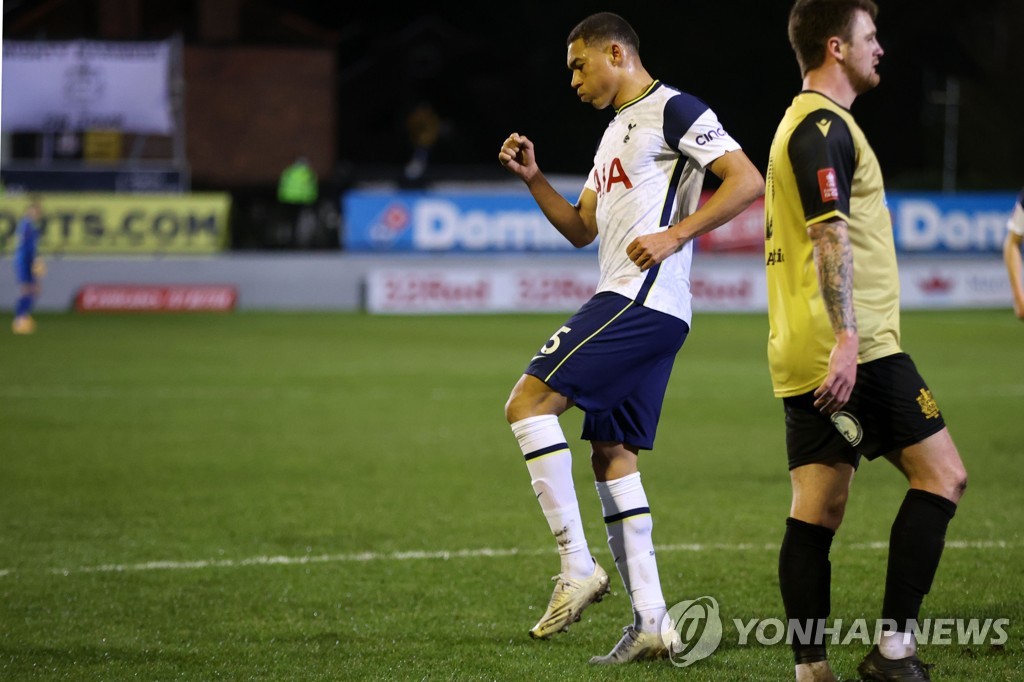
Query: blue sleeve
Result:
<box><xmin>662</xmin><ymin>91</ymin><xmax>709</xmax><ymax>153</ymax></box>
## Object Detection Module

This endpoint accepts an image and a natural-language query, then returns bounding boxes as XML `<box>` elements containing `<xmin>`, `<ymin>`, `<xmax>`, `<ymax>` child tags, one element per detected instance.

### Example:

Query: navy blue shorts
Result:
<box><xmin>524</xmin><ymin>292</ymin><xmax>689</xmax><ymax>450</ymax></box>
<box><xmin>782</xmin><ymin>352</ymin><xmax>947</xmax><ymax>470</ymax></box>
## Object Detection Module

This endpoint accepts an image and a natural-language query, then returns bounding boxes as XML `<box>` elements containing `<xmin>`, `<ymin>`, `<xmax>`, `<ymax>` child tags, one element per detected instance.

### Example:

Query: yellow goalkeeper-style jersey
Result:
<box><xmin>764</xmin><ymin>90</ymin><xmax>901</xmax><ymax>398</ymax></box>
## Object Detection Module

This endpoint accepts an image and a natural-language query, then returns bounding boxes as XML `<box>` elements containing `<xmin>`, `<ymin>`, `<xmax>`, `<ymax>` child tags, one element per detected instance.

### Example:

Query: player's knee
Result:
<box><xmin>820</xmin><ymin>499</ymin><xmax>848</xmax><ymax>531</ymax></box>
<box><xmin>957</xmin><ymin>470</ymin><xmax>968</xmax><ymax>496</ymax></box>
<box><xmin>505</xmin><ymin>376</ymin><xmax>568</xmax><ymax>424</ymax></box>
<box><xmin>793</xmin><ymin>493</ymin><xmax>848</xmax><ymax>531</ymax></box>
<box><xmin>921</xmin><ymin>456</ymin><xmax>968</xmax><ymax>503</ymax></box>
<box><xmin>504</xmin><ymin>393</ymin><xmax>522</xmax><ymax>424</ymax></box>
<box><xmin>944</xmin><ymin>465</ymin><xmax>968</xmax><ymax>502</ymax></box>
<box><xmin>589</xmin><ymin>445</ymin><xmax>639</xmax><ymax>481</ymax></box>
<box><xmin>504</xmin><ymin>387</ymin><xmax>538</xmax><ymax>424</ymax></box>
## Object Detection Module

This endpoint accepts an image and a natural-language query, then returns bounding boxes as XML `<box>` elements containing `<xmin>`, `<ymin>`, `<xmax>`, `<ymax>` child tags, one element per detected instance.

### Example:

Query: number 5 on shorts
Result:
<box><xmin>540</xmin><ymin>326</ymin><xmax>572</xmax><ymax>355</ymax></box>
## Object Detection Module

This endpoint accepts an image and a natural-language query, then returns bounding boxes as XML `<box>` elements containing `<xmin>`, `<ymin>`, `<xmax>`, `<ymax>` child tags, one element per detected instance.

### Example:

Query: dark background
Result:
<box><xmin>4</xmin><ymin>0</ymin><xmax>1023</xmax><ymax>192</ymax></box>
<box><xmin>334</xmin><ymin>0</ymin><xmax>1024</xmax><ymax>191</ymax></box>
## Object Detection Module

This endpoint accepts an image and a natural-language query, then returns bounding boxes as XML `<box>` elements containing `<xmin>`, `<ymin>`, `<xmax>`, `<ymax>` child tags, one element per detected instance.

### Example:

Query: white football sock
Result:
<box><xmin>879</xmin><ymin>629</ymin><xmax>917</xmax><ymax>659</ymax></box>
<box><xmin>596</xmin><ymin>472</ymin><xmax>666</xmax><ymax>633</ymax></box>
<box><xmin>511</xmin><ymin>415</ymin><xmax>593</xmax><ymax>579</ymax></box>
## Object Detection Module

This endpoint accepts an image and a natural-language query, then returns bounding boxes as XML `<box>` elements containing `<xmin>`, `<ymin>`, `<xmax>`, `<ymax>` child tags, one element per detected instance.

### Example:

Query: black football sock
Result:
<box><xmin>779</xmin><ymin>517</ymin><xmax>835</xmax><ymax>663</ymax></box>
<box><xmin>882</xmin><ymin>488</ymin><xmax>957</xmax><ymax>633</ymax></box>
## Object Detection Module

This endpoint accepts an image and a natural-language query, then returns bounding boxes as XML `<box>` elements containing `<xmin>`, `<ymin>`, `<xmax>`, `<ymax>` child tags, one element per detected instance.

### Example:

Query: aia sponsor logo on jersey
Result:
<box><xmin>817</xmin><ymin>168</ymin><xmax>839</xmax><ymax>202</ymax></box>
<box><xmin>593</xmin><ymin>158</ymin><xmax>633</xmax><ymax>198</ymax></box>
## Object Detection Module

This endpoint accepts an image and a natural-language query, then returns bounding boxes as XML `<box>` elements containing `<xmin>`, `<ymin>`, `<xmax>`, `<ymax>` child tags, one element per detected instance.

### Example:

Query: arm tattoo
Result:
<box><xmin>809</xmin><ymin>219</ymin><xmax>857</xmax><ymax>335</ymax></box>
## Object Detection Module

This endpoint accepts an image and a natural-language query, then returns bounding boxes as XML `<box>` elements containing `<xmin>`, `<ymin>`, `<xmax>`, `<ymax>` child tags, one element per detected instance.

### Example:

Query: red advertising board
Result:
<box><xmin>694</xmin><ymin>192</ymin><xmax>765</xmax><ymax>253</ymax></box>
<box><xmin>75</xmin><ymin>285</ymin><xmax>237</xmax><ymax>312</ymax></box>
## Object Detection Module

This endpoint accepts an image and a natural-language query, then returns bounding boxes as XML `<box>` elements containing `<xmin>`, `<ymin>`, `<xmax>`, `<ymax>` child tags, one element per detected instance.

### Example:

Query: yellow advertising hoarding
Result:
<box><xmin>0</xmin><ymin>193</ymin><xmax>231</xmax><ymax>254</ymax></box>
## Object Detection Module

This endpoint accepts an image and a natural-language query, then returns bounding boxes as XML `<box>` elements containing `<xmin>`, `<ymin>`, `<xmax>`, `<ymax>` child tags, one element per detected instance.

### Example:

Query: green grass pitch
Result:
<box><xmin>1</xmin><ymin>309</ymin><xmax>1021</xmax><ymax>680</ymax></box>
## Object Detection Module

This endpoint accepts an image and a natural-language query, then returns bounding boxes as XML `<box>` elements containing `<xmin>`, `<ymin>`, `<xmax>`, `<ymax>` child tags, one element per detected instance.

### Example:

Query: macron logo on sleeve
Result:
<box><xmin>817</xmin><ymin>168</ymin><xmax>839</xmax><ymax>202</ymax></box>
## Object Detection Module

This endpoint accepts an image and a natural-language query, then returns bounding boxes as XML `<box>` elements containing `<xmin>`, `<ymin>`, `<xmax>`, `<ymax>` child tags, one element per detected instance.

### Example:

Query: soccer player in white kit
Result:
<box><xmin>498</xmin><ymin>11</ymin><xmax>763</xmax><ymax>664</ymax></box>
<box><xmin>1003</xmin><ymin>188</ymin><xmax>1024</xmax><ymax>319</ymax></box>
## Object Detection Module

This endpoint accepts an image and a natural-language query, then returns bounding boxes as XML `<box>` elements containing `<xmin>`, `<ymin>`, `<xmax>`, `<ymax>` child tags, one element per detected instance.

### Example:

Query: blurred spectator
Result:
<box><xmin>278</xmin><ymin>156</ymin><xmax>318</xmax><ymax>205</ymax></box>
<box><xmin>402</xmin><ymin>101</ymin><xmax>445</xmax><ymax>187</ymax></box>
<box><xmin>277</xmin><ymin>156</ymin><xmax>319</xmax><ymax>248</ymax></box>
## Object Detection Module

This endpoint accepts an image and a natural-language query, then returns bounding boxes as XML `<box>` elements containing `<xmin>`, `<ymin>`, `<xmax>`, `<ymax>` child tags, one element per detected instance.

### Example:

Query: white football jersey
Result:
<box><xmin>583</xmin><ymin>80</ymin><xmax>740</xmax><ymax>324</ymax></box>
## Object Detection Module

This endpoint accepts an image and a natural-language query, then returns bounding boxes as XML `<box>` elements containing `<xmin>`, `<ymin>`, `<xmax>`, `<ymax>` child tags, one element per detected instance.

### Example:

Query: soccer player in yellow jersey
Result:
<box><xmin>765</xmin><ymin>2</ymin><xmax>968</xmax><ymax>681</ymax></box>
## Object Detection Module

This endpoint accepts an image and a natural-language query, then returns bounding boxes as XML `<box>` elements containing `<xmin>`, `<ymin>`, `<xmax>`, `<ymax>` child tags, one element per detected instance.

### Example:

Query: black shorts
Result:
<box><xmin>782</xmin><ymin>353</ymin><xmax>947</xmax><ymax>470</ymax></box>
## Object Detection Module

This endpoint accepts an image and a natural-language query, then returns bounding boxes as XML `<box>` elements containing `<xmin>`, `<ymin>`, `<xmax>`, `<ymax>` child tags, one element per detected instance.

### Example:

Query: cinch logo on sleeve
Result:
<box><xmin>695</xmin><ymin>126</ymin><xmax>726</xmax><ymax>146</ymax></box>
<box><xmin>817</xmin><ymin>168</ymin><xmax>838</xmax><ymax>202</ymax></box>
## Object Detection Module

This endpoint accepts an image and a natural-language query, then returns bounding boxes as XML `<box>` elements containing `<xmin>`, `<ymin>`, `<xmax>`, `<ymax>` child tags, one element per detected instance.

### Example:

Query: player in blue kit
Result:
<box><xmin>12</xmin><ymin>197</ymin><xmax>45</xmax><ymax>335</ymax></box>
<box><xmin>498</xmin><ymin>12</ymin><xmax>764</xmax><ymax>664</ymax></box>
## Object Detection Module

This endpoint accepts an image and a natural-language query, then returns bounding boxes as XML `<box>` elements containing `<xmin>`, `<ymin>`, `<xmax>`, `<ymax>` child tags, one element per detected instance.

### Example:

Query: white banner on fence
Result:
<box><xmin>365</xmin><ymin>256</ymin><xmax>1011</xmax><ymax>314</ymax></box>
<box><xmin>366</xmin><ymin>268</ymin><xmax>600</xmax><ymax>314</ymax></box>
<box><xmin>1</xmin><ymin>40</ymin><xmax>173</xmax><ymax>133</ymax></box>
<box><xmin>899</xmin><ymin>258</ymin><xmax>1011</xmax><ymax>309</ymax></box>
<box><xmin>365</xmin><ymin>260</ymin><xmax>767</xmax><ymax>314</ymax></box>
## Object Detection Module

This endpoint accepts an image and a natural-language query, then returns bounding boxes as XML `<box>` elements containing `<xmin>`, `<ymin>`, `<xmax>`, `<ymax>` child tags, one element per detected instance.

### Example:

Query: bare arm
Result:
<box><xmin>809</xmin><ymin>218</ymin><xmax>858</xmax><ymax>413</ymax></box>
<box><xmin>626</xmin><ymin>149</ymin><xmax>764</xmax><ymax>270</ymax></box>
<box><xmin>1004</xmin><ymin>230</ymin><xmax>1024</xmax><ymax>320</ymax></box>
<box><xmin>498</xmin><ymin>133</ymin><xmax>597</xmax><ymax>248</ymax></box>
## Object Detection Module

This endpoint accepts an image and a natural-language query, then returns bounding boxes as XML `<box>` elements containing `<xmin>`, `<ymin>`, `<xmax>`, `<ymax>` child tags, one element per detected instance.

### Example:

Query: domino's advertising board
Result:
<box><xmin>342</xmin><ymin>190</ymin><xmax>595</xmax><ymax>253</ymax></box>
<box><xmin>887</xmin><ymin>191</ymin><xmax>1015</xmax><ymax>253</ymax></box>
<box><xmin>343</xmin><ymin>189</ymin><xmax>1017</xmax><ymax>254</ymax></box>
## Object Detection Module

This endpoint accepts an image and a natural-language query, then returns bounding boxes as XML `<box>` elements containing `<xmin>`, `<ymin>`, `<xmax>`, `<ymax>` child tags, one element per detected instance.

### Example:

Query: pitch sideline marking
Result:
<box><xmin>0</xmin><ymin>540</ymin><xmax>1012</xmax><ymax>578</ymax></box>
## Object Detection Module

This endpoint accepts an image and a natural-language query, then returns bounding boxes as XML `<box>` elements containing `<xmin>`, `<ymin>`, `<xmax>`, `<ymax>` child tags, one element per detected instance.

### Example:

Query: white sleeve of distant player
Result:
<box><xmin>677</xmin><ymin>109</ymin><xmax>742</xmax><ymax>169</ymax></box>
<box><xmin>1008</xmin><ymin>202</ymin><xmax>1024</xmax><ymax>236</ymax></box>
